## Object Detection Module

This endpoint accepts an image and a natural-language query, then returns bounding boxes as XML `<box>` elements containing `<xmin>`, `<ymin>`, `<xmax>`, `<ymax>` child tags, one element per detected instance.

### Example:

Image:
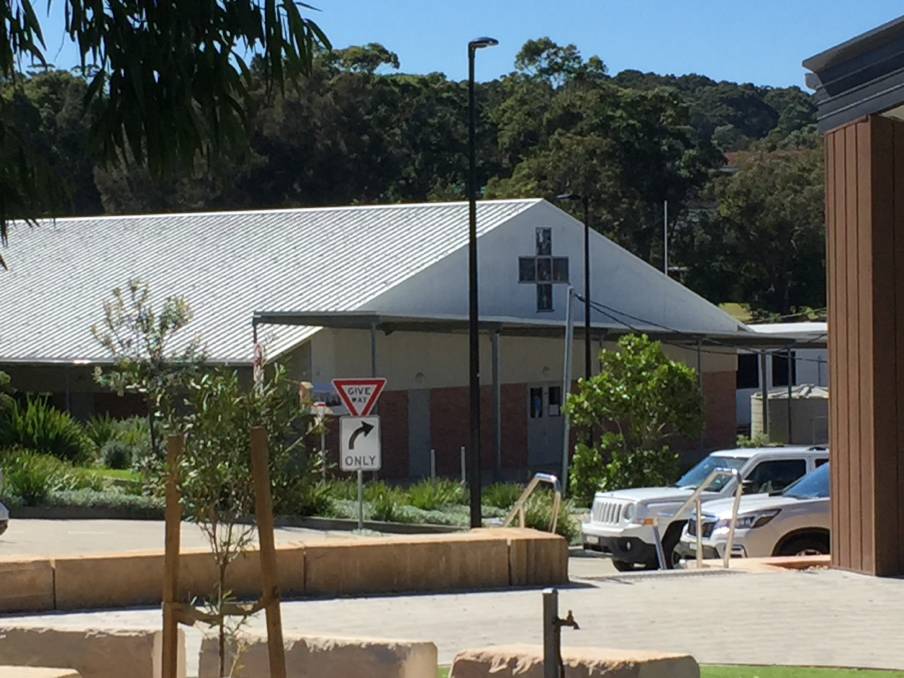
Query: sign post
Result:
<box><xmin>340</xmin><ymin>415</ymin><xmax>382</xmax><ymax>530</ymax></box>
<box><xmin>333</xmin><ymin>378</ymin><xmax>387</xmax><ymax>532</ymax></box>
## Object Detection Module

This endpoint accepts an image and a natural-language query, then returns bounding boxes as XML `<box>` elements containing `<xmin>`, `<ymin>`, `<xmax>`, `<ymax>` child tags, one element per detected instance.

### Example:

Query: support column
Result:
<box><xmin>492</xmin><ymin>331</ymin><xmax>502</xmax><ymax>481</ymax></box>
<box><xmin>825</xmin><ymin>115</ymin><xmax>904</xmax><ymax>576</ymax></box>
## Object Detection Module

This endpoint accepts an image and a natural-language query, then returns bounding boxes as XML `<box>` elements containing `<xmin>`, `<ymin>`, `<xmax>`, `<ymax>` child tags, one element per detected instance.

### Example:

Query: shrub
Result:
<box><xmin>84</xmin><ymin>413</ymin><xmax>118</xmax><ymax>452</ymax></box>
<box><xmin>0</xmin><ymin>396</ymin><xmax>94</xmax><ymax>464</ymax></box>
<box><xmin>736</xmin><ymin>433</ymin><xmax>779</xmax><ymax>448</ymax></box>
<box><xmin>101</xmin><ymin>440</ymin><xmax>133</xmax><ymax>470</ymax></box>
<box><xmin>523</xmin><ymin>492</ymin><xmax>579</xmax><ymax>542</ymax></box>
<box><xmin>326</xmin><ymin>478</ymin><xmax>358</xmax><ymax>501</ymax></box>
<box><xmin>0</xmin><ymin>449</ymin><xmax>103</xmax><ymax>505</ymax></box>
<box><xmin>406</xmin><ymin>478</ymin><xmax>465</xmax><ymax>510</ymax></box>
<box><xmin>45</xmin><ymin>489</ymin><xmax>164</xmax><ymax>514</ymax></box>
<box><xmin>368</xmin><ymin>483</ymin><xmax>407</xmax><ymax>522</ymax></box>
<box><xmin>483</xmin><ymin>482</ymin><xmax>524</xmax><ymax>510</ymax></box>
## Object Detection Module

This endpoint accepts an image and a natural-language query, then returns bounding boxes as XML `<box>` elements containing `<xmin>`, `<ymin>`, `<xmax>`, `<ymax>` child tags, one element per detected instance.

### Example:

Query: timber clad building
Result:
<box><xmin>2</xmin><ymin>199</ymin><xmax>774</xmax><ymax>479</ymax></box>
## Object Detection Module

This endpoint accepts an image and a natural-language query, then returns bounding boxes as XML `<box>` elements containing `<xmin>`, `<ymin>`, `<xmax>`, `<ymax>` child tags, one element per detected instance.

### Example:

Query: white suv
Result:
<box><xmin>581</xmin><ymin>446</ymin><xmax>828</xmax><ymax>571</ymax></box>
<box><xmin>678</xmin><ymin>462</ymin><xmax>830</xmax><ymax>561</ymax></box>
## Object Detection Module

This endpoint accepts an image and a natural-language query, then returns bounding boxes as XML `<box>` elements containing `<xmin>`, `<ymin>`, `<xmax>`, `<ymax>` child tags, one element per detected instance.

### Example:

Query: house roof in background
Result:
<box><xmin>0</xmin><ymin>200</ymin><xmax>539</xmax><ymax>364</ymax></box>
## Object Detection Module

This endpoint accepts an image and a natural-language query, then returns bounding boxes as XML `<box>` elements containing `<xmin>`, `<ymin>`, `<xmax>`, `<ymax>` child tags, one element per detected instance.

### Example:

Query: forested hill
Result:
<box><xmin>2</xmin><ymin>39</ymin><xmax>823</xmax><ymax>317</ymax></box>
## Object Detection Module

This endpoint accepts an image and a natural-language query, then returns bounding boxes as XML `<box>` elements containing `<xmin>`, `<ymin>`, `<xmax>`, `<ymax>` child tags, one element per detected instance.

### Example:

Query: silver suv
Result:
<box><xmin>678</xmin><ymin>462</ymin><xmax>830</xmax><ymax>560</ymax></box>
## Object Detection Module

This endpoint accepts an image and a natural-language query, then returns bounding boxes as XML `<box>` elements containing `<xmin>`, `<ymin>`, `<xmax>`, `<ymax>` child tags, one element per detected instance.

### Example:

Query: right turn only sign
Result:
<box><xmin>339</xmin><ymin>416</ymin><xmax>381</xmax><ymax>472</ymax></box>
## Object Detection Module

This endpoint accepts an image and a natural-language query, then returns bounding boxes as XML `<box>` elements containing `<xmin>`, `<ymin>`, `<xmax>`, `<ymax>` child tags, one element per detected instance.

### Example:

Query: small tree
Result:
<box><xmin>565</xmin><ymin>334</ymin><xmax>703</xmax><ymax>504</ymax></box>
<box><xmin>92</xmin><ymin>279</ymin><xmax>203</xmax><ymax>462</ymax></box>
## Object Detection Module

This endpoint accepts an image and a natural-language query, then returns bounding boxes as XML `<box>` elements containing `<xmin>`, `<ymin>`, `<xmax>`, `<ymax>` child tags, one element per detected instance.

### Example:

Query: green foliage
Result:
<box><xmin>101</xmin><ymin>440</ymin><xmax>133</xmax><ymax>470</ymax></box>
<box><xmin>482</xmin><ymin>482</ymin><xmax>524</xmax><ymax>510</ymax></box>
<box><xmin>84</xmin><ymin>413</ymin><xmax>117</xmax><ymax>451</ymax></box>
<box><xmin>566</xmin><ymin>335</ymin><xmax>704</xmax><ymax>450</ymax></box>
<box><xmin>406</xmin><ymin>478</ymin><xmax>466</xmax><ymax>510</ymax></box>
<box><xmin>522</xmin><ymin>491</ymin><xmax>579</xmax><ymax>542</ymax></box>
<box><xmin>43</xmin><ymin>489</ymin><xmax>163</xmax><ymax>513</ymax></box>
<box><xmin>736</xmin><ymin>433</ymin><xmax>781</xmax><ymax>448</ymax></box>
<box><xmin>326</xmin><ymin>478</ymin><xmax>358</xmax><ymax>501</ymax></box>
<box><xmin>0</xmin><ymin>369</ymin><xmax>14</xmax><ymax>414</ymax></box>
<box><xmin>565</xmin><ymin>335</ymin><xmax>699</xmax><ymax>502</ymax></box>
<box><xmin>0</xmin><ymin>396</ymin><xmax>94</xmax><ymax>463</ymax></box>
<box><xmin>0</xmin><ymin>448</ymin><xmax>104</xmax><ymax>505</ymax></box>
<box><xmin>368</xmin><ymin>483</ymin><xmax>408</xmax><ymax>523</ymax></box>
<box><xmin>677</xmin><ymin>147</ymin><xmax>825</xmax><ymax>315</ymax></box>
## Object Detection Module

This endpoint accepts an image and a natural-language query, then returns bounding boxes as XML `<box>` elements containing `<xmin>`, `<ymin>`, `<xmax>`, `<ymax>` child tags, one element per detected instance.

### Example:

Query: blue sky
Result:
<box><xmin>36</xmin><ymin>1</ymin><xmax>904</xmax><ymax>89</ymax></box>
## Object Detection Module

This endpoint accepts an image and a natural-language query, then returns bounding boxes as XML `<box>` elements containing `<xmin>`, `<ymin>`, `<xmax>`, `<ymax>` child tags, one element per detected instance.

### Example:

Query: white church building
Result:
<box><xmin>0</xmin><ymin>199</ymin><xmax>782</xmax><ymax>479</ymax></box>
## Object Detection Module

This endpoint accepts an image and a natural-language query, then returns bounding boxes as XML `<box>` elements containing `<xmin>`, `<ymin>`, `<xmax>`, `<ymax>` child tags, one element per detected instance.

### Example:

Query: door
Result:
<box><xmin>526</xmin><ymin>383</ymin><xmax>565</xmax><ymax>470</ymax></box>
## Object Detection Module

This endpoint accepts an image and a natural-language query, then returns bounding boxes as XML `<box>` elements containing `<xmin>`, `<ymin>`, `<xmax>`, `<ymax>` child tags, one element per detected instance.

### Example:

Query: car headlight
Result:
<box><xmin>622</xmin><ymin>503</ymin><xmax>635</xmax><ymax>522</ymax></box>
<box><xmin>717</xmin><ymin>509</ymin><xmax>781</xmax><ymax>530</ymax></box>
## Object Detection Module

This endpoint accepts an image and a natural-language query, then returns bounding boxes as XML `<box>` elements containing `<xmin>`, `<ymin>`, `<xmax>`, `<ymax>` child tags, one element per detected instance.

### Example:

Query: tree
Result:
<box><xmin>0</xmin><ymin>0</ymin><xmax>331</xmax><ymax>255</ymax></box>
<box><xmin>564</xmin><ymin>334</ymin><xmax>703</xmax><ymax>504</ymax></box>
<box><xmin>677</xmin><ymin>146</ymin><xmax>825</xmax><ymax>315</ymax></box>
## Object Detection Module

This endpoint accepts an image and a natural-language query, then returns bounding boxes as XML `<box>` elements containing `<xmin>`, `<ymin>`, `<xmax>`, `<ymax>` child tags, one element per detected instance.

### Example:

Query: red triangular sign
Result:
<box><xmin>332</xmin><ymin>378</ymin><xmax>387</xmax><ymax>416</ymax></box>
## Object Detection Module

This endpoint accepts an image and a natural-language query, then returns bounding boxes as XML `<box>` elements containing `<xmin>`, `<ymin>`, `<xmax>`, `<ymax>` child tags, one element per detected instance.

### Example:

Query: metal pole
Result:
<box><xmin>542</xmin><ymin>588</ymin><xmax>561</xmax><ymax>678</ymax></box>
<box><xmin>356</xmin><ymin>468</ymin><xmax>364</xmax><ymax>531</ymax></box>
<box><xmin>582</xmin><ymin>198</ymin><xmax>593</xmax><ymax>451</ymax></box>
<box><xmin>430</xmin><ymin>449</ymin><xmax>436</xmax><ymax>480</ymax></box>
<box><xmin>492</xmin><ymin>330</ymin><xmax>502</xmax><ymax>481</ymax></box>
<box><xmin>561</xmin><ymin>287</ymin><xmax>575</xmax><ymax>496</ymax></box>
<box><xmin>760</xmin><ymin>352</ymin><xmax>770</xmax><ymax>440</ymax></box>
<box><xmin>461</xmin><ymin>446</ymin><xmax>467</xmax><ymax>486</ymax></box>
<box><xmin>695</xmin><ymin>495</ymin><xmax>703</xmax><ymax>569</ymax></box>
<box><xmin>467</xmin><ymin>43</ymin><xmax>482</xmax><ymax>529</ymax></box>
<box><xmin>321</xmin><ymin>430</ymin><xmax>327</xmax><ymax>482</ymax></box>
<box><xmin>786</xmin><ymin>347</ymin><xmax>794</xmax><ymax>444</ymax></box>
<box><xmin>663</xmin><ymin>200</ymin><xmax>669</xmax><ymax>276</ymax></box>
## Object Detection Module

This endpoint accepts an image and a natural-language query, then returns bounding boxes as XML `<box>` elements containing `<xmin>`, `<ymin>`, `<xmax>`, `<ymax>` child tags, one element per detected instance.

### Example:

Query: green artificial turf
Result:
<box><xmin>438</xmin><ymin>666</ymin><xmax>904</xmax><ymax>678</ymax></box>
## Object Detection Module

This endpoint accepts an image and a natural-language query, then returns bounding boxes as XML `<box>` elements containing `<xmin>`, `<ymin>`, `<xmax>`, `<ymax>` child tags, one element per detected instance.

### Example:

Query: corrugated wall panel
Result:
<box><xmin>827</xmin><ymin>115</ymin><xmax>904</xmax><ymax>576</ymax></box>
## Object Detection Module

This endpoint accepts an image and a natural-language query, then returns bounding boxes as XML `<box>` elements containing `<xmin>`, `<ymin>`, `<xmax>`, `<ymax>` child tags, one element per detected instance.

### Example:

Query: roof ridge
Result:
<box><xmin>23</xmin><ymin>198</ymin><xmax>544</xmax><ymax>225</ymax></box>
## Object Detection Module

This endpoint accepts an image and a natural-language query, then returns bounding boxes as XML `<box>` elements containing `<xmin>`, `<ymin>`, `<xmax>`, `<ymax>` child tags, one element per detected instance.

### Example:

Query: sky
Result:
<box><xmin>34</xmin><ymin>1</ymin><xmax>904</xmax><ymax>89</ymax></box>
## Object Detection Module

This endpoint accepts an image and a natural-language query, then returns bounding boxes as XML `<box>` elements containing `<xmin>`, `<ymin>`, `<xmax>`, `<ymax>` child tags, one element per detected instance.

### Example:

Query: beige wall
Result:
<box><xmin>302</xmin><ymin>328</ymin><xmax>735</xmax><ymax>391</ymax></box>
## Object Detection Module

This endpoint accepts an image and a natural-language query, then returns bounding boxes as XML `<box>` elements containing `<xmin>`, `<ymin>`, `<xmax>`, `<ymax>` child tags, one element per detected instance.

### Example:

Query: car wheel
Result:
<box><xmin>611</xmin><ymin>559</ymin><xmax>637</xmax><ymax>572</ymax></box>
<box><xmin>778</xmin><ymin>535</ymin><xmax>828</xmax><ymax>557</ymax></box>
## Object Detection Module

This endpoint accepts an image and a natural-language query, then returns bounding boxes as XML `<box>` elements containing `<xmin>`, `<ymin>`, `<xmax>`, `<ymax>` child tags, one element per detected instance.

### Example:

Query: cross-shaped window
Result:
<box><xmin>518</xmin><ymin>227</ymin><xmax>569</xmax><ymax>311</ymax></box>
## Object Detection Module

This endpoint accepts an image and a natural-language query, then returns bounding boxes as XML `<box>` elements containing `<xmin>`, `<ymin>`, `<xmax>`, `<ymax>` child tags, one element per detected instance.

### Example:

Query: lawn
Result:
<box><xmin>437</xmin><ymin>667</ymin><xmax>904</xmax><ymax>678</ymax></box>
<box><xmin>85</xmin><ymin>468</ymin><xmax>141</xmax><ymax>482</ymax></box>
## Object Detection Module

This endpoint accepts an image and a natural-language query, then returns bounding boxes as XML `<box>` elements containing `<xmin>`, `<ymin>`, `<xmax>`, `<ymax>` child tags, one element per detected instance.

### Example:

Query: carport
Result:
<box><xmin>805</xmin><ymin>16</ymin><xmax>904</xmax><ymax>575</ymax></box>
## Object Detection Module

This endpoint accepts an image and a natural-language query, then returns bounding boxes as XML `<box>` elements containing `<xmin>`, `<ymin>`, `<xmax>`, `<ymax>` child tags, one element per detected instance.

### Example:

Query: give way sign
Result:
<box><xmin>331</xmin><ymin>378</ymin><xmax>387</xmax><ymax>416</ymax></box>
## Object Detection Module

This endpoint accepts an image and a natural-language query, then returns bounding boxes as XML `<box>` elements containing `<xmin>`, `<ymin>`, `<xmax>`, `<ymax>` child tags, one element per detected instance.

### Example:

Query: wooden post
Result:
<box><xmin>250</xmin><ymin>426</ymin><xmax>287</xmax><ymax>678</ymax></box>
<box><xmin>161</xmin><ymin>434</ymin><xmax>184</xmax><ymax>678</ymax></box>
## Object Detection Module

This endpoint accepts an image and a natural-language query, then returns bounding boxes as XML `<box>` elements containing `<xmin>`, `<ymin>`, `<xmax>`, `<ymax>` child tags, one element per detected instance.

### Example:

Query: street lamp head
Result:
<box><xmin>469</xmin><ymin>37</ymin><xmax>499</xmax><ymax>51</ymax></box>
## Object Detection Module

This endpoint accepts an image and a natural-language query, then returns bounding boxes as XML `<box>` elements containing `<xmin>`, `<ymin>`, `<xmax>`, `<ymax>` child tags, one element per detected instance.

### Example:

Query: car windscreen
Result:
<box><xmin>675</xmin><ymin>455</ymin><xmax>746</xmax><ymax>491</ymax></box>
<box><xmin>783</xmin><ymin>463</ymin><xmax>830</xmax><ymax>499</ymax></box>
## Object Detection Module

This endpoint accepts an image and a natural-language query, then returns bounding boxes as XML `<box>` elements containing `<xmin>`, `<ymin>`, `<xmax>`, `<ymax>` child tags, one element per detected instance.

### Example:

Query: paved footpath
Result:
<box><xmin>3</xmin><ymin>562</ymin><xmax>903</xmax><ymax>673</ymax></box>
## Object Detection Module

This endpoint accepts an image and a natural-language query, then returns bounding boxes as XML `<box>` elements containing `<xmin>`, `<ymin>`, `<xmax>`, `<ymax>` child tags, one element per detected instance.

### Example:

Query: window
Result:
<box><xmin>529</xmin><ymin>387</ymin><xmax>544</xmax><ymax>418</ymax></box>
<box><xmin>737</xmin><ymin>354</ymin><xmax>760</xmax><ymax>389</ymax></box>
<box><xmin>743</xmin><ymin>459</ymin><xmax>807</xmax><ymax>494</ymax></box>
<box><xmin>518</xmin><ymin>257</ymin><xmax>536</xmax><ymax>283</ymax></box>
<box><xmin>536</xmin><ymin>228</ymin><xmax>552</xmax><ymax>255</ymax></box>
<box><xmin>552</xmin><ymin>257</ymin><xmax>569</xmax><ymax>282</ymax></box>
<box><xmin>537</xmin><ymin>257</ymin><xmax>552</xmax><ymax>282</ymax></box>
<box><xmin>548</xmin><ymin>386</ymin><xmax>562</xmax><ymax>417</ymax></box>
<box><xmin>815</xmin><ymin>457</ymin><xmax>829</xmax><ymax>468</ymax></box>
<box><xmin>537</xmin><ymin>284</ymin><xmax>553</xmax><ymax>311</ymax></box>
<box><xmin>772</xmin><ymin>352</ymin><xmax>797</xmax><ymax>387</ymax></box>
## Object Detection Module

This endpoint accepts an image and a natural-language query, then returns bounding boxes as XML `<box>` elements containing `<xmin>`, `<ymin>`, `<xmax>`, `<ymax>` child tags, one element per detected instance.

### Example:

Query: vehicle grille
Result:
<box><xmin>592</xmin><ymin>499</ymin><xmax>628</xmax><ymax>525</ymax></box>
<box><xmin>687</xmin><ymin>516</ymin><xmax>717</xmax><ymax>538</ymax></box>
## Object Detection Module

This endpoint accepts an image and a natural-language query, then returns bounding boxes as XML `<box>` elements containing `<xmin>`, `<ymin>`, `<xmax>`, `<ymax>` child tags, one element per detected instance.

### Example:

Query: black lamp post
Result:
<box><xmin>467</xmin><ymin>36</ymin><xmax>497</xmax><ymax>529</ymax></box>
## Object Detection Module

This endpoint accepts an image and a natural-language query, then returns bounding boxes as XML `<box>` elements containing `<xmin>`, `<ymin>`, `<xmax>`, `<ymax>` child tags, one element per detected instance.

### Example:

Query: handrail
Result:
<box><xmin>651</xmin><ymin>467</ymin><xmax>744</xmax><ymax>570</ymax></box>
<box><xmin>503</xmin><ymin>473</ymin><xmax>562</xmax><ymax>534</ymax></box>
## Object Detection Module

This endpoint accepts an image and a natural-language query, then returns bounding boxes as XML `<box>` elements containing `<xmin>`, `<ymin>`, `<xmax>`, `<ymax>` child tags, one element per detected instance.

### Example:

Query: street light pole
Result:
<box><xmin>467</xmin><ymin>36</ymin><xmax>497</xmax><ymax>529</ymax></box>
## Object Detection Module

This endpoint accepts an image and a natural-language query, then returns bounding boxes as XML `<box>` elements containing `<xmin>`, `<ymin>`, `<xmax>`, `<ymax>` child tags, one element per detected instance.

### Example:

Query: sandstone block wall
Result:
<box><xmin>198</xmin><ymin>633</ymin><xmax>438</xmax><ymax>678</ymax></box>
<box><xmin>450</xmin><ymin>645</ymin><xmax>699</xmax><ymax>678</ymax></box>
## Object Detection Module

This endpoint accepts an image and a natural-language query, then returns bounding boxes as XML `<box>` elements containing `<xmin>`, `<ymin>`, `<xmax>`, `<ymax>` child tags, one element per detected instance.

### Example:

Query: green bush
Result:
<box><xmin>0</xmin><ymin>397</ymin><xmax>94</xmax><ymax>464</ymax></box>
<box><xmin>45</xmin><ymin>489</ymin><xmax>163</xmax><ymax>513</ymax></box>
<box><xmin>523</xmin><ymin>492</ymin><xmax>579</xmax><ymax>542</ymax></box>
<box><xmin>326</xmin><ymin>478</ymin><xmax>358</xmax><ymax>501</ymax></box>
<box><xmin>84</xmin><ymin>413</ymin><xmax>118</xmax><ymax>452</ymax></box>
<box><xmin>482</xmin><ymin>482</ymin><xmax>524</xmax><ymax>510</ymax></box>
<box><xmin>0</xmin><ymin>449</ymin><xmax>104</xmax><ymax>505</ymax></box>
<box><xmin>368</xmin><ymin>483</ymin><xmax>407</xmax><ymax>522</ymax></box>
<box><xmin>406</xmin><ymin>478</ymin><xmax>465</xmax><ymax>510</ymax></box>
<box><xmin>101</xmin><ymin>440</ymin><xmax>133</xmax><ymax>470</ymax></box>
<box><xmin>569</xmin><ymin>435</ymin><xmax>680</xmax><ymax>507</ymax></box>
